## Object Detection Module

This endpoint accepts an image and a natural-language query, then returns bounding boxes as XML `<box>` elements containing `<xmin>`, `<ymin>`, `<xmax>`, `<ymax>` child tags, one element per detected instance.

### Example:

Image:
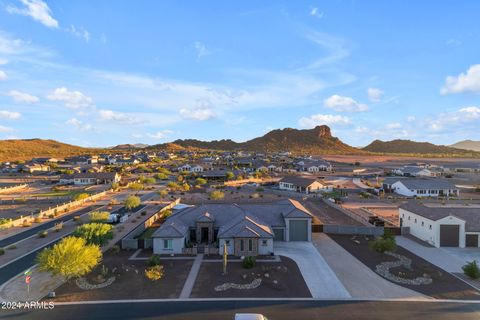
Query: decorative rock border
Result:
<box><xmin>375</xmin><ymin>252</ymin><xmax>432</xmax><ymax>285</ymax></box>
<box><xmin>214</xmin><ymin>278</ymin><xmax>262</xmax><ymax>291</ymax></box>
<box><xmin>76</xmin><ymin>276</ymin><xmax>116</xmax><ymax>290</ymax></box>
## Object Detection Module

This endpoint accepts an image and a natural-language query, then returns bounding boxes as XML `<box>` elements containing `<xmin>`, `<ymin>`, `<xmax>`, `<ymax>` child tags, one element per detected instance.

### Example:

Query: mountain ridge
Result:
<box><xmin>450</xmin><ymin>140</ymin><xmax>480</xmax><ymax>152</ymax></box>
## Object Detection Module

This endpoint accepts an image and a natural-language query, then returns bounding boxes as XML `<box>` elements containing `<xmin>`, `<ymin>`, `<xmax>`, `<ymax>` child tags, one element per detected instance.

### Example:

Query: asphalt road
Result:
<box><xmin>0</xmin><ymin>205</ymin><xmax>99</xmax><ymax>249</ymax></box>
<box><xmin>1</xmin><ymin>300</ymin><xmax>479</xmax><ymax>320</ymax></box>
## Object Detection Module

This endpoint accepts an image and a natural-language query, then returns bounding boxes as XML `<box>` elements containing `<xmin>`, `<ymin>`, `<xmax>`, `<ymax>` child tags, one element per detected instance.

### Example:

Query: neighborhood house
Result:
<box><xmin>59</xmin><ymin>172</ymin><xmax>120</xmax><ymax>185</ymax></box>
<box><xmin>152</xmin><ymin>199</ymin><xmax>313</xmax><ymax>256</ymax></box>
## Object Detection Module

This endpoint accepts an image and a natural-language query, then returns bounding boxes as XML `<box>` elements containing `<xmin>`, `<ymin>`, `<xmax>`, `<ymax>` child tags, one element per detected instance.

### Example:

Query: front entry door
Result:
<box><xmin>201</xmin><ymin>227</ymin><xmax>209</xmax><ymax>243</ymax></box>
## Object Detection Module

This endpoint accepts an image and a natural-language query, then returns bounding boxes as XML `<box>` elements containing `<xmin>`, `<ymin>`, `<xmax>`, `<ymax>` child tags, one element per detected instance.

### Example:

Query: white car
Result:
<box><xmin>234</xmin><ymin>314</ymin><xmax>268</xmax><ymax>320</ymax></box>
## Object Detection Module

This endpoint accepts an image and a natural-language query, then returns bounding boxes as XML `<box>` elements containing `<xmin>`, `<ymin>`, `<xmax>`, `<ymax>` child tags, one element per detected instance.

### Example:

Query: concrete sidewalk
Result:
<box><xmin>274</xmin><ymin>241</ymin><xmax>351</xmax><ymax>299</ymax></box>
<box><xmin>313</xmin><ymin>233</ymin><xmax>424</xmax><ymax>299</ymax></box>
<box><xmin>179</xmin><ymin>254</ymin><xmax>204</xmax><ymax>298</ymax></box>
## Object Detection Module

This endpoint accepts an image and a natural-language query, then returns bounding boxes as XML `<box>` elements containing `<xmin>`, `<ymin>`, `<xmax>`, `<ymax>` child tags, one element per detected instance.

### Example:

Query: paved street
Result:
<box><xmin>2</xmin><ymin>300</ymin><xmax>480</xmax><ymax>320</ymax></box>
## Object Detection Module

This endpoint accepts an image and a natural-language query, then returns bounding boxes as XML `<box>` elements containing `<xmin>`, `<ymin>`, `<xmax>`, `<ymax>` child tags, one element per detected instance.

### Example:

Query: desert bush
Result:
<box><xmin>74</xmin><ymin>193</ymin><xmax>90</xmax><ymax>201</ymax></box>
<box><xmin>243</xmin><ymin>256</ymin><xmax>256</xmax><ymax>269</ymax></box>
<box><xmin>89</xmin><ymin>211</ymin><xmax>110</xmax><ymax>223</ymax></box>
<box><xmin>22</xmin><ymin>220</ymin><xmax>32</xmax><ymax>227</ymax></box>
<box><xmin>109</xmin><ymin>245</ymin><xmax>121</xmax><ymax>254</ymax></box>
<box><xmin>0</xmin><ymin>248</ymin><xmax>4</xmax><ymax>255</ymax></box>
<box><xmin>145</xmin><ymin>265</ymin><xmax>164</xmax><ymax>281</ymax></box>
<box><xmin>38</xmin><ymin>230</ymin><xmax>48</xmax><ymax>238</ymax></box>
<box><xmin>54</xmin><ymin>221</ymin><xmax>63</xmax><ymax>232</ymax></box>
<box><xmin>209</xmin><ymin>190</ymin><xmax>225</xmax><ymax>200</ymax></box>
<box><xmin>125</xmin><ymin>195</ymin><xmax>141</xmax><ymax>211</ymax></box>
<box><xmin>463</xmin><ymin>260</ymin><xmax>480</xmax><ymax>279</ymax></box>
<box><xmin>141</xmin><ymin>211</ymin><xmax>147</xmax><ymax>216</ymax></box>
<box><xmin>73</xmin><ymin>223</ymin><xmax>114</xmax><ymax>245</ymax></box>
<box><xmin>369</xmin><ymin>237</ymin><xmax>396</xmax><ymax>253</ymax></box>
<box><xmin>34</xmin><ymin>217</ymin><xmax>42</xmax><ymax>223</ymax></box>
<box><xmin>147</xmin><ymin>255</ymin><xmax>162</xmax><ymax>267</ymax></box>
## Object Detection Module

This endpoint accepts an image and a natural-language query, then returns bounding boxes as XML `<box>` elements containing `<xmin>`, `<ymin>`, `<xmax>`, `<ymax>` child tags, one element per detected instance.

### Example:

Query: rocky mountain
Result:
<box><xmin>450</xmin><ymin>140</ymin><xmax>480</xmax><ymax>152</ymax></box>
<box><xmin>363</xmin><ymin>139</ymin><xmax>479</xmax><ymax>156</ymax></box>
<box><xmin>0</xmin><ymin>139</ymin><xmax>99</xmax><ymax>162</ymax></box>
<box><xmin>152</xmin><ymin>125</ymin><xmax>362</xmax><ymax>154</ymax></box>
<box><xmin>112</xmin><ymin>143</ymin><xmax>149</xmax><ymax>150</ymax></box>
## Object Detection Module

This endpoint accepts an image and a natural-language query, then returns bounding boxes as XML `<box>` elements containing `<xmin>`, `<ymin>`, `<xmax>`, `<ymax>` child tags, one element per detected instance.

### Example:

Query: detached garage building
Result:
<box><xmin>399</xmin><ymin>202</ymin><xmax>480</xmax><ymax>248</ymax></box>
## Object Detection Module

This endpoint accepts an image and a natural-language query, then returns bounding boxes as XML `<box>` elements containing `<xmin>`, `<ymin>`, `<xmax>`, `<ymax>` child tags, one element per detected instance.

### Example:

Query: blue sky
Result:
<box><xmin>0</xmin><ymin>0</ymin><xmax>479</xmax><ymax>147</ymax></box>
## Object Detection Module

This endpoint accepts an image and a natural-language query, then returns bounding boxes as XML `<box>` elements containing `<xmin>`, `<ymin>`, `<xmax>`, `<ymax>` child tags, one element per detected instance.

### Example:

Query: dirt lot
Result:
<box><xmin>304</xmin><ymin>199</ymin><xmax>362</xmax><ymax>226</ymax></box>
<box><xmin>190</xmin><ymin>256</ymin><xmax>311</xmax><ymax>298</ymax></box>
<box><xmin>330</xmin><ymin>234</ymin><xmax>480</xmax><ymax>300</ymax></box>
<box><xmin>50</xmin><ymin>250</ymin><xmax>193</xmax><ymax>301</ymax></box>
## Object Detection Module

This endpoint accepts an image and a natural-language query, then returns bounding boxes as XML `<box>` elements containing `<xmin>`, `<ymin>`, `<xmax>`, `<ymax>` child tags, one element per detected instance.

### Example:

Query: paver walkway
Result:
<box><xmin>180</xmin><ymin>254</ymin><xmax>204</xmax><ymax>298</ymax></box>
<box><xmin>313</xmin><ymin>233</ymin><xmax>424</xmax><ymax>299</ymax></box>
<box><xmin>397</xmin><ymin>236</ymin><xmax>466</xmax><ymax>273</ymax></box>
<box><xmin>274</xmin><ymin>241</ymin><xmax>350</xmax><ymax>298</ymax></box>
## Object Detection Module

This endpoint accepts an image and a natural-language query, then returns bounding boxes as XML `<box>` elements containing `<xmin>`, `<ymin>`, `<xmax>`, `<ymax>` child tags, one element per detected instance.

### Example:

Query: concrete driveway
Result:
<box><xmin>274</xmin><ymin>241</ymin><xmax>351</xmax><ymax>298</ymax></box>
<box><xmin>313</xmin><ymin>234</ymin><xmax>424</xmax><ymax>299</ymax></box>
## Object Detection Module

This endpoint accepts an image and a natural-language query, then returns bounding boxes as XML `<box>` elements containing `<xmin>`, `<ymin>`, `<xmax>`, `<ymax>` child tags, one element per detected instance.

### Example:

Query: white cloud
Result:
<box><xmin>6</xmin><ymin>0</ymin><xmax>59</xmax><ymax>28</ymax></box>
<box><xmin>406</xmin><ymin>116</ymin><xmax>416</xmax><ymax>122</ymax></box>
<box><xmin>310</xmin><ymin>7</ymin><xmax>324</xmax><ymax>19</ymax></box>
<box><xmin>67</xmin><ymin>25</ymin><xmax>90</xmax><ymax>42</ymax></box>
<box><xmin>194</xmin><ymin>41</ymin><xmax>211</xmax><ymax>59</ymax></box>
<box><xmin>146</xmin><ymin>130</ymin><xmax>173</xmax><ymax>140</ymax></box>
<box><xmin>441</xmin><ymin>64</ymin><xmax>480</xmax><ymax>94</ymax></box>
<box><xmin>298</xmin><ymin>114</ymin><xmax>351</xmax><ymax>128</ymax></box>
<box><xmin>367</xmin><ymin>87</ymin><xmax>383</xmax><ymax>102</ymax></box>
<box><xmin>65</xmin><ymin>118</ymin><xmax>93</xmax><ymax>131</ymax></box>
<box><xmin>386</xmin><ymin>122</ymin><xmax>402</xmax><ymax>129</ymax></box>
<box><xmin>0</xmin><ymin>58</ymin><xmax>7</xmax><ymax>65</ymax></box>
<box><xmin>179</xmin><ymin>107</ymin><xmax>216</xmax><ymax>121</ymax></box>
<box><xmin>0</xmin><ymin>70</ymin><xmax>7</xmax><ymax>80</ymax></box>
<box><xmin>0</xmin><ymin>110</ymin><xmax>21</xmax><ymax>119</ymax></box>
<box><xmin>98</xmin><ymin>109</ymin><xmax>140</xmax><ymax>124</ymax></box>
<box><xmin>7</xmin><ymin>90</ymin><xmax>39</xmax><ymax>104</ymax></box>
<box><xmin>426</xmin><ymin>106</ymin><xmax>480</xmax><ymax>132</ymax></box>
<box><xmin>0</xmin><ymin>125</ymin><xmax>13</xmax><ymax>132</ymax></box>
<box><xmin>47</xmin><ymin>87</ymin><xmax>93</xmax><ymax>109</ymax></box>
<box><xmin>323</xmin><ymin>94</ymin><xmax>368</xmax><ymax>112</ymax></box>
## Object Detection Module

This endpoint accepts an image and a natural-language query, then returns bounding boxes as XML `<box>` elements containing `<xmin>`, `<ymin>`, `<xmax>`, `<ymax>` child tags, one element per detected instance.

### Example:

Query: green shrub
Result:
<box><xmin>141</xmin><ymin>211</ymin><xmax>147</xmax><ymax>216</ymax></box>
<box><xmin>369</xmin><ymin>237</ymin><xmax>396</xmax><ymax>253</ymax></box>
<box><xmin>147</xmin><ymin>255</ymin><xmax>162</xmax><ymax>267</ymax></box>
<box><xmin>125</xmin><ymin>195</ymin><xmax>141</xmax><ymax>211</ymax></box>
<box><xmin>89</xmin><ymin>211</ymin><xmax>110</xmax><ymax>223</ymax></box>
<box><xmin>209</xmin><ymin>190</ymin><xmax>225</xmax><ymax>200</ymax></box>
<box><xmin>73</xmin><ymin>223</ymin><xmax>114</xmax><ymax>245</ymax></box>
<box><xmin>109</xmin><ymin>245</ymin><xmax>121</xmax><ymax>254</ymax></box>
<box><xmin>38</xmin><ymin>230</ymin><xmax>48</xmax><ymax>238</ymax></box>
<box><xmin>243</xmin><ymin>256</ymin><xmax>256</xmax><ymax>269</ymax></box>
<box><xmin>34</xmin><ymin>217</ymin><xmax>42</xmax><ymax>223</ymax></box>
<box><xmin>463</xmin><ymin>260</ymin><xmax>480</xmax><ymax>279</ymax></box>
<box><xmin>0</xmin><ymin>248</ymin><xmax>4</xmax><ymax>255</ymax></box>
<box><xmin>129</xmin><ymin>182</ymin><xmax>144</xmax><ymax>191</ymax></box>
<box><xmin>145</xmin><ymin>265</ymin><xmax>164</xmax><ymax>281</ymax></box>
<box><xmin>195</xmin><ymin>178</ymin><xmax>207</xmax><ymax>186</ymax></box>
<box><xmin>74</xmin><ymin>193</ymin><xmax>90</xmax><ymax>201</ymax></box>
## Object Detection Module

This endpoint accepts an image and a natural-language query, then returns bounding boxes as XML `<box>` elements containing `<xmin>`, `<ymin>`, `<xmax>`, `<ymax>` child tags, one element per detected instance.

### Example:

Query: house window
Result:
<box><xmin>414</xmin><ymin>218</ymin><xmax>417</xmax><ymax>223</ymax></box>
<box><xmin>225</xmin><ymin>240</ymin><xmax>231</xmax><ymax>246</ymax></box>
<box><xmin>429</xmin><ymin>225</ymin><xmax>432</xmax><ymax>230</ymax></box>
<box><xmin>163</xmin><ymin>239</ymin><xmax>173</xmax><ymax>250</ymax></box>
<box><xmin>262</xmin><ymin>240</ymin><xmax>268</xmax><ymax>246</ymax></box>
<box><xmin>408</xmin><ymin>216</ymin><xmax>410</xmax><ymax>221</ymax></box>
<box><xmin>248</xmin><ymin>239</ymin><xmax>253</xmax><ymax>251</ymax></box>
<box><xmin>421</xmin><ymin>221</ymin><xmax>424</xmax><ymax>226</ymax></box>
<box><xmin>240</xmin><ymin>239</ymin><xmax>244</xmax><ymax>251</ymax></box>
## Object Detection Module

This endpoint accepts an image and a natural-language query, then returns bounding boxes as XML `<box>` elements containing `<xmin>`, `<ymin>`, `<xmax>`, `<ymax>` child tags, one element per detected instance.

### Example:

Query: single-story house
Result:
<box><xmin>279</xmin><ymin>176</ymin><xmax>330</xmax><ymax>194</ymax></box>
<box><xmin>152</xmin><ymin>199</ymin><xmax>313</xmax><ymax>255</ymax></box>
<box><xmin>400</xmin><ymin>201</ymin><xmax>480</xmax><ymax>248</ymax></box>
<box><xmin>59</xmin><ymin>172</ymin><xmax>120</xmax><ymax>185</ymax></box>
<box><xmin>178</xmin><ymin>164</ymin><xmax>204</xmax><ymax>173</ymax></box>
<box><xmin>392</xmin><ymin>166</ymin><xmax>432</xmax><ymax>177</ymax></box>
<box><xmin>382</xmin><ymin>178</ymin><xmax>459</xmax><ymax>197</ymax></box>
